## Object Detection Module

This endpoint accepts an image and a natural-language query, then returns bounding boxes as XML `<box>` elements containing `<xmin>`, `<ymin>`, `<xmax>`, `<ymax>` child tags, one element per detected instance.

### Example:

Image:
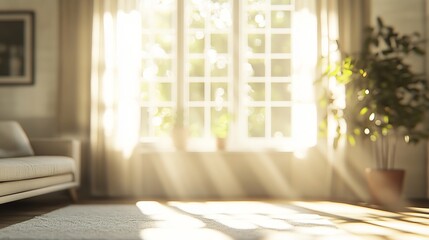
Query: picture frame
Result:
<box><xmin>0</xmin><ymin>11</ymin><xmax>34</xmax><ymax>85</ymax></box>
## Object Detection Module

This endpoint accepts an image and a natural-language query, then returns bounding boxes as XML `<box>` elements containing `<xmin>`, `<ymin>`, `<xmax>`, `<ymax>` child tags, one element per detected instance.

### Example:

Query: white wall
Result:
<box><xmin>0</xmin><ymin>0</ymin><xmax>59</xmax><ymax>137</ymax></box>
<box><xmin>112</xmin><ymin>148</ymin><xmax>333</xmax><ymax>199</ymax></box>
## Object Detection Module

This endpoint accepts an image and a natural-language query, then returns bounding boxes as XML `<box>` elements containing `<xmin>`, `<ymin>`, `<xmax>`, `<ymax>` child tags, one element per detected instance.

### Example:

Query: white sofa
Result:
<box><xmin>0</xmin><ymin>121</ymin><xmax>80</xmax><ymax>204</ymax></box>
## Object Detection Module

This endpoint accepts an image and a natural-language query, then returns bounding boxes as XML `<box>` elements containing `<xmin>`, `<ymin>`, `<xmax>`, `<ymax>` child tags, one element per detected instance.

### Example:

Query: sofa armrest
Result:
<box><xmin>29</xmin><ymin>138</ymin><xmax>81</xmax><ymax>185</ymax></box>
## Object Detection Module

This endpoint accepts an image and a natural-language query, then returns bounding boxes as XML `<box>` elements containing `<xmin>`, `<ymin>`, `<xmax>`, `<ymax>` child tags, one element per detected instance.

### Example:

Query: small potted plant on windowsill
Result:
<box><xmin>323</xmin><ymin>17</ymin><xmax>429</xmax><ymax>207</ymax></box>
<box><xmin>212</xmin><ymin>112</ymin><xmax>230</xmax><ymax>151</ymax></box>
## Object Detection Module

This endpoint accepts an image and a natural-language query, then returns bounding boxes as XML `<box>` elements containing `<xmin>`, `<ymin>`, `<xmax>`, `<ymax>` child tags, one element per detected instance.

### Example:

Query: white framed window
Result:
<box><xmin>139</xmin><ymin>0</ymin><xmax>317</xmax><ymax>151</ymax></box>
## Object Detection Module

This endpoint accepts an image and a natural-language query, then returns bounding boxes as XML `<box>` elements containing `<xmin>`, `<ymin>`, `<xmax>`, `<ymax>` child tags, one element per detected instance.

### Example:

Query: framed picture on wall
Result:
<box><xmin>0</xmin><ymin>11</ymin><xmax>34</xmax><ymax>85</ymax></box>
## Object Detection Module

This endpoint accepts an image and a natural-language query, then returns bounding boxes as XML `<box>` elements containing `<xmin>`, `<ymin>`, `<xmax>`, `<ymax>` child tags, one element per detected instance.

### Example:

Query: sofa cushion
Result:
<box><xmin>0</xmin><ymin>174</ymin><xmax>74</xmax><ymax>196</ymax></box>
<box><xmin>0</xmin><ymin>121</ymin><xmax>34</xmax><ymax>158</ymax></box>
<box><xmin>0</xmin><ymin>156</ymin><xmax>76</xmax><ymax>182</ymax></box>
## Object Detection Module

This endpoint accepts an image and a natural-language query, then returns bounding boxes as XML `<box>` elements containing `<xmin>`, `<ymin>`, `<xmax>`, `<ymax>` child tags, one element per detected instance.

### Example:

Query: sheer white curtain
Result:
<box><xmin>87</xmin><ymin>0</ymin><xmax>369</xmax><ymax>198</ymax></box>
<box><xmin>90</xmin><ymin>0</ymin><xmax>142</xmax><ymax>196</ymax></box>
<box><xmin>318</xmin><ymin>0</ymin><xmax>370</xmax><ymax>201</ymax></box>
<box><xmin>59</xmin><ymin>0</ymin><xmax>93</xmax><ymax>194</ymax></box>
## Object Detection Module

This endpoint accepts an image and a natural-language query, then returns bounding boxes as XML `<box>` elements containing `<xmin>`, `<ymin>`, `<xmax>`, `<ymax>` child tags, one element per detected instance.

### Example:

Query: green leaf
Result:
<box><xmin>376</xmin><ymin>17</ymin><xmax>384</xmax><ymax>28</ymax></box>
<box><xmin>353</xmin><ymin>128</ymin><xmax>361</xmax><ymax>136</ymax></box>
<box><xmin>327</xmin><ymin>66</ymin><xmax>340</xmax><ymax>77</ymax></box>
<box><xmin>413</xmin><ymin>47</ymin><xmax>425</xmax><ymax>55</ymax></box>
<box><xmin>348</xmin><ymin>135</ymin><xmax>356</xmax><ymax>146</ymax></box>
<box><xmin>359</xmin><ymin>69</ymin><xmax>368</xmax><ymax>77</ymax></box>
<box><xmin>359</xmin><ymin>107</ymin><xmax>368</xmax><ymax>115</ymax></box>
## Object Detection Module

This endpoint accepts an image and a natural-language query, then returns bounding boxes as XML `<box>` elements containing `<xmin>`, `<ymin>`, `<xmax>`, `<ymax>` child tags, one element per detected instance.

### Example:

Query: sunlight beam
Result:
<box><xmin>198</xmin><ymin>153</ymin><xmax>245</xmax><ymax>197</ymax></box>
<box><xmin>247</xmin><ymin>152</ymin><xmax>300</xmax><ymax>198</ymax></box>
<box><xmin>291</xmin><ymin>0</ymin><xmax>318</xmax><ymax>150</ymax></box>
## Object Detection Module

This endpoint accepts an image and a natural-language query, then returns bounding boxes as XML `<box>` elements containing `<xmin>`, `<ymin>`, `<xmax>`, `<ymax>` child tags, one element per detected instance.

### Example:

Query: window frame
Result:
<box><xmin>139</xmin><ymin>0</ymin><xmax>317</xmax><ymax>152</ymax></box>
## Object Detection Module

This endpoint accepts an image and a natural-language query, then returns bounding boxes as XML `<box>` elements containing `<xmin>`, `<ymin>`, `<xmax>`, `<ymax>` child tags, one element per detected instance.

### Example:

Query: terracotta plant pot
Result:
<box><xmin>216</xmin><ymin>138</ymin><xmax>226</xmax><ymax>151</ymax></box>
<box><xmin>365</xmin><ymin>168</ymin><xmax>405</xmax><ymax>208</ymax></box>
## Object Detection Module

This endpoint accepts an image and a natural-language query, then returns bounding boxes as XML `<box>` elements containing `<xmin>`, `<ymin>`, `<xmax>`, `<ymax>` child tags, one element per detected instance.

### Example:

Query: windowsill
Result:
<box><xmin>139</xmin><ymin>139</ymin><xmax>309</xmax><ymax>153</ymax></box>
<box><xmin>139</xmin><ymin>149</ymin><xmax>293</xmax><ymax>153</ymax></box>
<box><xmin>137</xmin><ymin>142</ymin><xmax>296</xmax><ymax>154</ymax></box>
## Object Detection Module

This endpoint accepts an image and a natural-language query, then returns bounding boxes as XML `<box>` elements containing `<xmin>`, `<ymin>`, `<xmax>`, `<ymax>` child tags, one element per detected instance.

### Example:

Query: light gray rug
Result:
<box><xmin>0</xmin><ymin>202</ymin><xmax>350</xmax><ymax>240</ymax></box>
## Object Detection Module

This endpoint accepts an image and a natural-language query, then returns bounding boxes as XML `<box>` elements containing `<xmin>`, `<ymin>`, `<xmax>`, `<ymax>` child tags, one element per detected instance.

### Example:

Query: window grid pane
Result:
<box><xmin>138</xmin><ymin>0</ymin><xmax>298</xmax><ymax>148</ymax></box>
<box><xmin>185</xmin><ymin>0</ymin><xmax>232</xmax><ymax>139</ymax></box>
<box><xmin>139</xmin><ymin>0</ymin><xmax>176</xmax><ymax>139</ymax></box>
<box><xmin>242</xmin><ymin>0</ymin><xmax>293</xmax><ymax>140</ymax></box>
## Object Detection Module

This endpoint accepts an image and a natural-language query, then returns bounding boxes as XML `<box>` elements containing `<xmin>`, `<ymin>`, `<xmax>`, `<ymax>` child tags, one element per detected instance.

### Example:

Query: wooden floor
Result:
<box><xmin>1</xmin><ymin>192</ymin><xmax>429</xmax><ymax>239</ymax></box>
<box><xmin>0</xmin><ymin>192</ymin><xmax>70</xmax><ymax>229</ymax></box>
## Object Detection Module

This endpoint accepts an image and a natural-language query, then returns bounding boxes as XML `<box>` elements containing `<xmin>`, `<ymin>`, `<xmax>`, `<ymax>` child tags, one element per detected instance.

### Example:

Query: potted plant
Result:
<box><xmin>323</xmin><ymin>17</ymin><xmax>429</xmax><ymax>207</ymax></box>
<box><xmin>212</xmin><ymin>112</ymin><xmax>230</xmax><ymax>150</ymax></box>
